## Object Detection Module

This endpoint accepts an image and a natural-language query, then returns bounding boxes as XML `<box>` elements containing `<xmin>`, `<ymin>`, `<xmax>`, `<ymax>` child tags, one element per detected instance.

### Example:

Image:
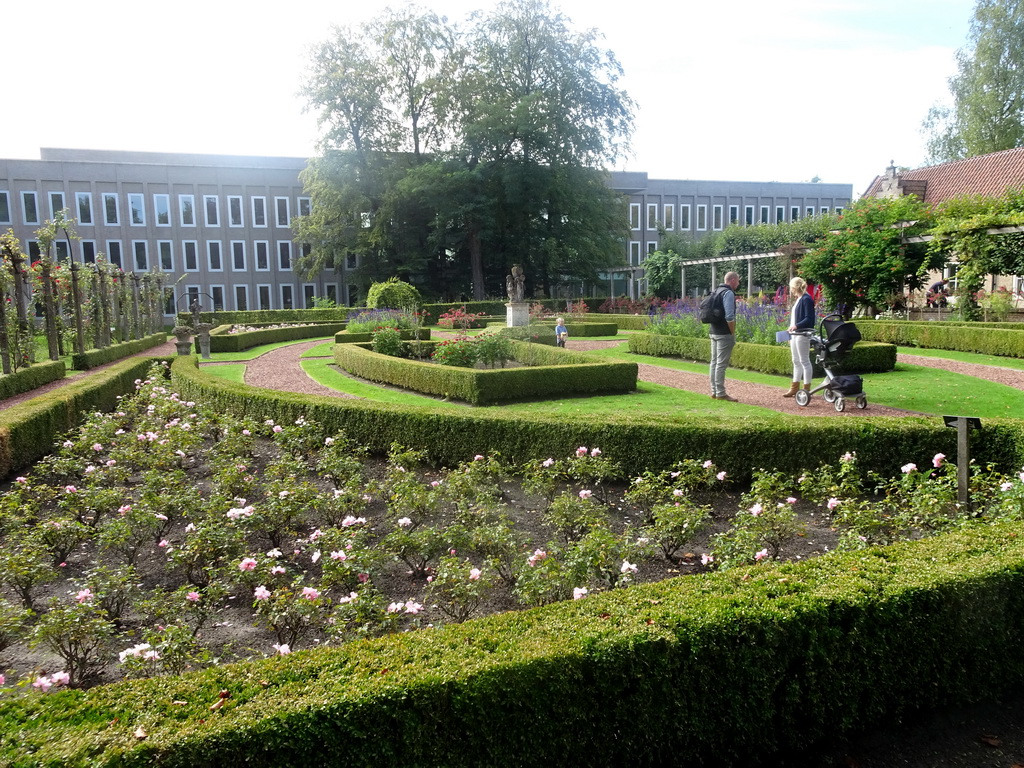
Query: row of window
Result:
<box><xmin>164</xmin><ymin>282</ymin><xmax>355</xmax><ymax>315</ymax></box>
<box><xmin>19</xmin><ymin>238</ymin><xmax>359</xmax><ymax>275</ymax></box>
<box><xmin>0</xmin><ymin>190</ymin><xmax>310</xmax><ymax>229</ymax></box>
<box><xmin>629</xmin><ymin>203</ymin><xmax>843</xmax><ymax>232</ymax></box>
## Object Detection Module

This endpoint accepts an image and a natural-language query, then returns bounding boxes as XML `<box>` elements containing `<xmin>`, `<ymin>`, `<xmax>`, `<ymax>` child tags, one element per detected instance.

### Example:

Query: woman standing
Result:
<box><xmin>783</xmin><ymin>277</ymin><xmax>816</xmax><ymax>398</ymax></box>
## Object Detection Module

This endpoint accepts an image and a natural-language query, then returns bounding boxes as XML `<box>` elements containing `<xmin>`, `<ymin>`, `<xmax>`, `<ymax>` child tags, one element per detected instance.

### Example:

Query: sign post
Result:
<box><xmin>943</xmin><ymin>416</ymin><xmax>982</xmax><ymax>508</ymax></box>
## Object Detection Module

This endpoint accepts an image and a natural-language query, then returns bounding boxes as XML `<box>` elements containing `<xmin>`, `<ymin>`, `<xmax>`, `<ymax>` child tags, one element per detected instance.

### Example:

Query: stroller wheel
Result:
<box><xmin>856</xmin><ymin>395</ymin><xmax>867</xmax><ymax>410</ymax></box>
<box><xmin>823</xmin><ymin>389</ymin><xmax>837</xmax><ymax>403</ymax></box>
<box><xmin>795</xmin><ymin>389</ymin><xmax>810</xmax><ymax>407</ymax></box>
<box><xmin>834</xmin><ymin>398</ymin><xmax>845</xmax><ymax>413</ymax></box>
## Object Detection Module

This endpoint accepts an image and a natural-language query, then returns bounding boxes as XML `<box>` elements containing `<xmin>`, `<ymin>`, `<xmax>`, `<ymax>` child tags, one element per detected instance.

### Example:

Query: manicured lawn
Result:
<box><xmin>895</xmin><ymin>346</ymin><xmax>1024</xmax><ymax>371</ymax></box>
<box><xmin>202</xmin><ymin>364</ymin><xmax>247</xmax><ymax>384</ymax></box>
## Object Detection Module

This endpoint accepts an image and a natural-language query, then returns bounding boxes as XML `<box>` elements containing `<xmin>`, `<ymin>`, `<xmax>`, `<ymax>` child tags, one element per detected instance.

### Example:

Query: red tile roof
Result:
<box><xmin>862</xmin><ymin>146</ymin><xmax>1024</xmax><ymax>203</ymax></box>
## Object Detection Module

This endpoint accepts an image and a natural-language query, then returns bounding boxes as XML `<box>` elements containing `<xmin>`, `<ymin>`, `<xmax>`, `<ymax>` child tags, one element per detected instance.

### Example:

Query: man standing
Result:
<box><xmin>708</xmin><ymin>271</ymin><xmax>740</xmax><ymax>402</ymax></box>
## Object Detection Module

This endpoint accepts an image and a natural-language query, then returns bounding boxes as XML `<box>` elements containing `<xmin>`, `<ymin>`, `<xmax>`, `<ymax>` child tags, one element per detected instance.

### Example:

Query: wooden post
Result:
<box><xmin>957</xmin><ymin>416</ymin><xmax>970</xmax><ymax>509</ymax></box>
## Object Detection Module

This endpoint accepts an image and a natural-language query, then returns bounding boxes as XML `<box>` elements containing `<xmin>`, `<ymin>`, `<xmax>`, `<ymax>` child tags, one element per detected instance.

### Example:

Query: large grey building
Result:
<box><xmin>0</xmin><ymin>149</ymin><xmax>852</xmax><ymax>311</ymax></box>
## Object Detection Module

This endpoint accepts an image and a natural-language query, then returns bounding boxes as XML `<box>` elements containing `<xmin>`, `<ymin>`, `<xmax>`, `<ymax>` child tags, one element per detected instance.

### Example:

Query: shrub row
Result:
<box><xmin>167</xmin><ymin>357</ymin><xmax>1024</xmax><ymax>480</ymax></box>
<box><xmin>5</xmin><ymin>520</ymin><xmax>1024</xmax><ymax>766</ymax></box>
<box><xmin>529</xmin><ymin>322</ymin><xmax>619</xmax><ymax>337</ymax></box>
<box><xmin>333</xmin><ymin>341</ymin><xmax>638</xmax><ymax>405</ymax></box>
<box><xmin>584</xmin><ymin>313</ymin><xmax>652</xmax><ymax>330</ymax></box>
<box><xmin>203</xmin><ymin>324</ymin><xmax>348</xmax><ymax>354</ymax></box>
<box><xmin>855</xmin><ymin>320</ymin><xmax>1024</xmax><ymax>357</ymax></box>
<box><xmin>627</xmin><ymin>333</ymin><xmax>897</xmax><ymax>375</ymax></box>
<box><xmin>334</xmin><ymin>328</ymin><xmax>432</xmax><ymax>344</ymax></box>
<box><xmin>0</xmin><ymin>357</ymin><xmax>171</xmax><ymax>479</ymax></box>
<box><xmin>69</xmin><ymin>333</ymin><xmax>168</xmax><ymax>371</ymax></box>
<box><xmin>0</xmin><ymin>360</ymin><xmax>66</xmax><ymax>400</ymax></box>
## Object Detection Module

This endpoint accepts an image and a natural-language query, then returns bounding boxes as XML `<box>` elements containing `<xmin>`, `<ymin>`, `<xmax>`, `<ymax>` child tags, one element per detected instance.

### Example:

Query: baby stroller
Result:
<box><xmin>795</xmin><ymin>313</ymin><xmax>868</xmax><ymax>412</ymax></box>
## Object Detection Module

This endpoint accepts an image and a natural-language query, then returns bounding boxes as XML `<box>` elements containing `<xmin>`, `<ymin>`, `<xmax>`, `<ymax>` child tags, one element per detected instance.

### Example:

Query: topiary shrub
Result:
<box><xmin>366</xmin><ymin>278</ymin><xmax>422</xmax><ymax>310</ymax></box>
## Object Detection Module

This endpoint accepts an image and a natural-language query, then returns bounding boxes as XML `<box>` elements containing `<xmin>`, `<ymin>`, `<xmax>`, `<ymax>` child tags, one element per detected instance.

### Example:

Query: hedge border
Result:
<box><xmin>333</xmin><ymin>341</ymin><xmax>638</xmax><ymax>404</ymax></box>
<box><xmin>69</xmin><ymin>333</ymin><xmax>168</xmax><ymax>371</ymax></box>
<box><xmin>4</xmin><ymin>520</ymin><xmax>1024</xmax><ymax>766</ymax></box>
<box><xmin>0</xmin><ymin>360</ymin><xmax>66</xmax><ymax>400</ymax></box>
<box><xmin>626</xmin><ymin>333</ymin><xmax>897</xmax><ymax>376</ymax></box>
<box><xmin>333</xmin><ymin>328</ymin><xmax>432</xmax><ymax>344</ymax></box>
<box><xmin>204</xmin><ymin>324</ymin><xmax>348</xmax><ymax>354</ymax></box>
<box><xmin>166</xmin><ymin>356</ymin><xmax>1024</xmax><ymax>480</ymax></box>
<box><xmin>856</xmin><ymin>320</ymin><xmax>1024</xmax><ymax>357</ymax></box>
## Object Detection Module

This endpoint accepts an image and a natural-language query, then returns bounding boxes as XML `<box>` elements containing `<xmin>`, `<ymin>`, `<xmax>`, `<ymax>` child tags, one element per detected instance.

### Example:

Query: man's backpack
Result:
<box><xmin>699</xmin><ymin>288</ymin><xmax>724</xmax><ymax>324</ymax></box>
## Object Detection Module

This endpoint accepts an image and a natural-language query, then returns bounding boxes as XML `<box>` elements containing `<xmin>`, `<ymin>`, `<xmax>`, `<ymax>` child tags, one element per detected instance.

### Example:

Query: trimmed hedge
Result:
<box><xmin>585</xmin><ymin>313</ymin><xmax>652</xmax><ymax>330</ymax></box>
<box><xmin>4</xmin><ymin>521</ymin><xmax>1024</xmax><ymax>766</ymax></box>
<box><xmin>333</xmin><ymin>341</ymin><xmax>638</xmax><ymax>405</ymax></box>
<box><xmin>530</xmin><ymin>322</ymin><xmax>619</xmax><ymax>337</ymax></box>
<box><xmin>176</xmin><ymin>308</ymin><xmax>352</xmax><ymax>326</ymax></box>
<box><xmin>334</xmin><ymin>328</ymin><xmax>432</xmax><ymax>344</ymax></box>
<box><xmin>70</xmin><ymin>333</ymin><xmax>168</xmax><ymax>370</ymax></box>
<box><xmin>204</xmin><ymin>324</ymin><xmax>348</xmax><ymax>354</ymax></box>
<box><xmin>627</xmin><ymin>333</ymin><xmax>897</xmax><ymax>375</ymax></box>
<box><xmin>0</xmin><ymin>360</ymin><xmax>66</xmax><ymax>400</ymax></box>
<box><xmin>168</xmin><ymin>357</ymin><xmax>1024</xmax><ymax>480</ymax></box>
<box><xmin>0</xmin><ymin>357</ymin><xmax>171</xmax><ymax>479</ymax></box>
<box><xmin>855</xmin><ymin>320</ymin><xmax>1024</xmax><ymax>357</ymax></box>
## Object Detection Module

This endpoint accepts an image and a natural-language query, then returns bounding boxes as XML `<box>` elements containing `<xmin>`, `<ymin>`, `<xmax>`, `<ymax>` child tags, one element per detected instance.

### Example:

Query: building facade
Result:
<box><xmin>1</xmin><ymin>149</ymin><xmax>853</xmax><ymax>312</ymax></box>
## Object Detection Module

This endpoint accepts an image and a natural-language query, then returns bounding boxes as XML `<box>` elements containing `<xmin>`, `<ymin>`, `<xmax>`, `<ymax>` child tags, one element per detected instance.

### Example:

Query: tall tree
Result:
<box><xmin>923</xmin><ymin>0</ymin><xmax>1024</xmax><ymax>163</ymax></box>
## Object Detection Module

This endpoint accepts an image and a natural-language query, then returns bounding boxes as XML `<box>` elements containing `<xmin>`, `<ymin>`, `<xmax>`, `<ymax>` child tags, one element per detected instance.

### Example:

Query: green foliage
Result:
<box><xmin>857</xmin><ymin>319</ymin><xmax>1024</xmax><ymax>356</ymax></box>
<box><xmin>424</xmin><ymin>556</ymin><xmax>499</xmax><ymax>623</ymax></box>
<box><xmin>28</xmin><ymin>599</ymin><xmax>115</xmax><ymax>685</ymax></box>
<box><xmin>431</xmin><ymin>336</ymin><xmax>479</xmax><ymax>367</ymax></box>
<box><xmin>365</xmin><ymin>278</ymin><xmax>422</xmax><ymax>310</ymax></box>
<box><xmin>799</xmin><ymin>196</ymin><xmax>940</xmax><ymax>314</ymax></box>
<box><xmin>371</xmin><ymin>326</ymin><xmax>405</xmax><ymax>358</ymax></box>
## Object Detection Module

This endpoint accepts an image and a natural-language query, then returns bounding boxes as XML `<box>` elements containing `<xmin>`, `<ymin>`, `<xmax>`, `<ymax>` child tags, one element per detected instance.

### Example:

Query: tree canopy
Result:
<box><xmin>294</xmin><ymin>0</ymin><xmax>634</xmax><ymax>302</ymax></box>
<box><xmin>922</xmin><ymin>0</ymin><xmax>1024</xmax><ymax>163</ymax></box>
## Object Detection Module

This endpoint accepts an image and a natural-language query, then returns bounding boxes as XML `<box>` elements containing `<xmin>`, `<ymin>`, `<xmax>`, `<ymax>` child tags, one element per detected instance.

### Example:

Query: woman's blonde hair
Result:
<box><xmin>789</xmin><ymin>276</ymin><xmax>807</xmax><ymax>295</ymax></box>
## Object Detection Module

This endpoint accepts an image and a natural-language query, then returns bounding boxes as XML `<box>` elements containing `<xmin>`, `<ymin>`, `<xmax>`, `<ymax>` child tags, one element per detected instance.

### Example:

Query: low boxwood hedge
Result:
<box><xmin>627</xmin><ymin>333</ymin><xmax>897</xmax><ymax>375</ymax></box>
<box><xmin>585</xmin><ymin>313</ymin><xmax>652</xmax><ymax>330</ymax></box>
<box><xmin>203</xmin><ymin>324</ymin><xmax>348</xmax><ymax>354</ymax></box>
<box><xmin>70</xmin><ymin>333</ymin><xmax>168</xmax><ymax>370</ymax></box>
<box><xmin>855</xmin><ymin>320</ymin><xmax>1024</xmax><ymax>357</ymax></box>
<box><xmin>334</xmin><ymin>328</ymin><xmax>432</xmax><ymax>344</ymax></box>
<box><xmin>530</xmin><ymin>322</ymin><xmax>619</xmax><ymax>337</ymax></box>
<box><xmin>333</xmin><ymin>341</ymin><xmax>638</xmax><ymax>404</ymax></box>
<box><xmin>169</xmin><ymin>356</ymin><xmax>1024</xmax><ymax>480</ymax></box>
<box><xmin>0</xmin><ymin>360</ymin><xmax>66</xmax><ymax>400</ymax></box>
<box><xmin>4</xmin><ymin>520</ymin><xmax>1024</xmax><ymax>767</ymax></box>
<box><xmin>0</xmin><ymin>357</ymin><xmax>171</xmax><ymax>479</ymax></box>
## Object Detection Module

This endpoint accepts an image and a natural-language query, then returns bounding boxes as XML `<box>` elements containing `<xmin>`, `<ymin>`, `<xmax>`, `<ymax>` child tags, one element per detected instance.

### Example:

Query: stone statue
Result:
<box><xmin>189</xmin><ymin>298</ymin><xmax>202</xmax><ymax>329</ymax></box>
<box><xmin>506</xmin><ymin>264</ymin><xmax>526</xmax><ymax>302</ymax></box>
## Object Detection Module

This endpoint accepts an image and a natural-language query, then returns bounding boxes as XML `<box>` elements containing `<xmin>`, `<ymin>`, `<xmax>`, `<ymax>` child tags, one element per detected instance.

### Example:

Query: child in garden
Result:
<box><xmin>555</xmin><ymin>317</ymin><xmax>568</xmax><ymax>347</ymax></box>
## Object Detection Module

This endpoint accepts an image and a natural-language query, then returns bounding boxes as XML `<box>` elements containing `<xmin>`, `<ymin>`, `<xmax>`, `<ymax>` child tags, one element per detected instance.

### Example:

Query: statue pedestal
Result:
<box><xmin>506</xmin><ymin>302</ymin><xmax>529</xmax><ymax>327</ymax></box>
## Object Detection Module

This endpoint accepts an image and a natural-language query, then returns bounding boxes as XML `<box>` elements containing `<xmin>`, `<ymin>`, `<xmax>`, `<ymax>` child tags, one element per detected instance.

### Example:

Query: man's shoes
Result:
<box><xmin>717</xmin><ymin>394</ymin><xmax>738</xmax><ymax>402</ymax></box>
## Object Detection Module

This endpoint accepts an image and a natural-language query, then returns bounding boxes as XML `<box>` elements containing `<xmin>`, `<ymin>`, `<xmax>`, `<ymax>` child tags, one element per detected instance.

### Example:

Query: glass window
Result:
<box><xmin>55</xmin><ymin>241</ymin><xmax>70</xmax><ymax>262</ymax></box>
<box><xmin>276</xmin><ymin>197</ymin><xmax>291</xmax><ymax>227</ymax></box>
<box><xmin>228</xmin><ymin>196</ymin><xmax>243</xmax><ymax>227</ymax></box>
<box><xmin>346</xmin><ymin>253</ymin><xmax>357</xmax><ymax>270</ymax></box>
<box><xmin>183</xmin><ymin>241</ymin><xmax>199</xmax><ymax>271</ymax></box>
<box><xmin>133</xmin><ymin>241</ymin><xmax>148</xmax><ymax>271</ymax></box>
<box><xmin>806</xmin><ymin>206</ymin><xmax>815</xmax><ymax>218</ymax></box>
<box><xmin>179</xmin><ymin>195</ymin><xmax>195</xmax><ymax>227</ymax></box>
<box><xmin>629</xmin><ymin>241</ymin><xmax>641</xmax><ymax>267</ymax></box>
<box><xmin>128</xmin><ymin>194</ymin><xmax>145</xmax><ymax>226</ymax></box>
<box><xmin>303</xmin><ymin>284</ymin><xmax>315</xmax><ymax>308</ymax></box>
<box><xmin>278</xmin><ymin>241</ymin><xmax>291</xmax><ymax>270</ymax></box>
<box><xmin>255</xmin><ymin>240</ymin><xmax>269</xmax><ymax>271</ymax></box>
<box><xmin>776</xmin><ymin>206</ymin><xmax>785</xmax><ymax>224</ymax></box>
<box><xmin>745</xmin><ymin>206</ymin><xmax>754</xmax><ymax>226</ymax></box>
<box><xmin>791</xmin><ymin>206</ymin><xmax>800</xmax><ymax>221</ymax></box>
<box><xmin>326</xmin><ymin>284</ymin><xmax>338</xmax><ymax>304</ymax></box>
<box><xmin>760</xmin><ymin>206</ymin><xmax>769</xmax><ymax>224</ymax></box>
<box><xmin>22</xmin><ymin>191</ymin><xmax>39</xmax><ymax>224</ymax></box>
<box><xmin>154</xmin><ymin>194</ymin><xmax>171</xmax><ymax>226</ymax></box>
<box><xmin>211</xmin><ymin>286</ymin><xmax>225</xmax><ymax>312</ymax></box>
<box><xmin>50</xmin><ymin>192</ymin><xmax>65</xmax><ymax>218</ymax></box>
<box><xmin>252</xmin><ymin>197</ymin><xmax>267</xmax><ymax>227</ymax></box>
<box><xmin>0</xmin><ymin>191</ymin><xmax>10</xmax><ymax>224</ymax></box>
<box><xmin>679</xmin><ymin>205</ymin><xmax>690</xmax><ymax>230</ymax></box>
<box><xmin>280</xmin><ymin>284</ymin><xmax>293</xmax><ymax>310</ymax></box>
<box><xmin>163</xmin><ymin>287</ymin><xmax>176</xmax><ymax>315</ymax></box>
<box><xmin>258</xmin><ymin>284</ymin><xmax>272</xmax><ymax>310</ymax></box>
<box><xmin>158</xmin><ymin>241</ymin><xmax>173</xmax><ymax>271</ymax></box>
<box><xmin>835</xmin><ymin>206</ymin><xmax>844</xmax><ymax>215</ymax></box>
<box><xmin>103</xmin><ymin>241</ymin><xmax>118</xmax><ymax>267</ymax></box>
<box><xmin>729</xmin><ymin>205</ymin><xmax>739</xmax><ymax>224</ymax></box>
<box><xmin>231</xmin><ymin>241</ymin><xmax>246</xmax><ymax>271</ymax></box>
<box><xmin>629</xmin><ymin>203</ymin><xmax>640</xmax><ymax>230</ymax></box>
<box><xmin>75</xmin><ymin>192</ymin><xmax>93</xmax><ymax>225</ymax></box>
<box><xmin>697</xmin><ymin>205</ymin><xmax>707</xmax><ymax>231</ymax></box>
<box><xmin>298</xmin><ymin>197</ymin><xmax>311</xmax><ymax>217</ymax></box>
<box><xmin>207</xmin><ymin>241</ymin><xmax>222</xmax><ymax>271</ymax></box>
<box><xmin>204</xmin><ymin>196</ymin><xmax>220</xmax><ymax>227</ymax></box>
<box><xmin>713</xmin><ymin>205</ymin><xmax>723</xmax><ymax>231</ymax></box>
<box><xmin>235</xmin><ymin>285</ymin><xmax>249</xmax><ymax>311</ymax></box>
<box><xmin>821</xmin><ymin>206</ymin><xmax>830</xmax><ymax>214</ymax></box>
<box><xmin>104</xmin><ymin>193</ymin><xmax>120</xmax><ymax>225</ymax></box>
<box><xmin>646</xmin><ymin>241</ymin><xmax>657</xmax><ymax>255</ymax></box>
<box><xmin>663</xmin><ymin>205</ymin><xmax>674</xmax><ymax>230</ymax></box>
<box><xmin>646</xmin><ymin>204</ymin><xmax>658</xmax><ymax>230</ymax></box>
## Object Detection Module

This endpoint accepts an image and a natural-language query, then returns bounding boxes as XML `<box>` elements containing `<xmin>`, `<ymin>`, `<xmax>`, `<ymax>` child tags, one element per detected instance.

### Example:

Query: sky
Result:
<box><xmin>4</xmin><ymin>0</ymin><xmax>978</xmax><ymax>198</ymax></box>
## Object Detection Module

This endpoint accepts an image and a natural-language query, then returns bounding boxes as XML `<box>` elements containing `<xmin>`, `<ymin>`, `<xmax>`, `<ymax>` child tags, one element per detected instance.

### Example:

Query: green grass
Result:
<box><xmin>301</xmin><ymin>342</ymin><xmax>336</xmax><ymax>357</ymax></box>
<box><xmin>300</xmin><ymin>358</ymin><xmax>461</xmax><ymax>407</ymax></box>
<box><xmin>202</xmin><ymin>364</ymin><xmax>247</xmax><ymax>384</ymax></box>
<box><xmin>200</xmin><ymin>337</ymin><xmax>337</xmax><ymax>362</ymax></box>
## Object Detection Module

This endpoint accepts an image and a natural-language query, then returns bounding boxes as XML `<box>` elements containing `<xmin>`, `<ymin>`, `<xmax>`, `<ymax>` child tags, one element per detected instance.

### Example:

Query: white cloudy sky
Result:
<box><xmin>4</xmin><ymin>0</ymin><xmax>976</xmax><ymax>196</ymax></box>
